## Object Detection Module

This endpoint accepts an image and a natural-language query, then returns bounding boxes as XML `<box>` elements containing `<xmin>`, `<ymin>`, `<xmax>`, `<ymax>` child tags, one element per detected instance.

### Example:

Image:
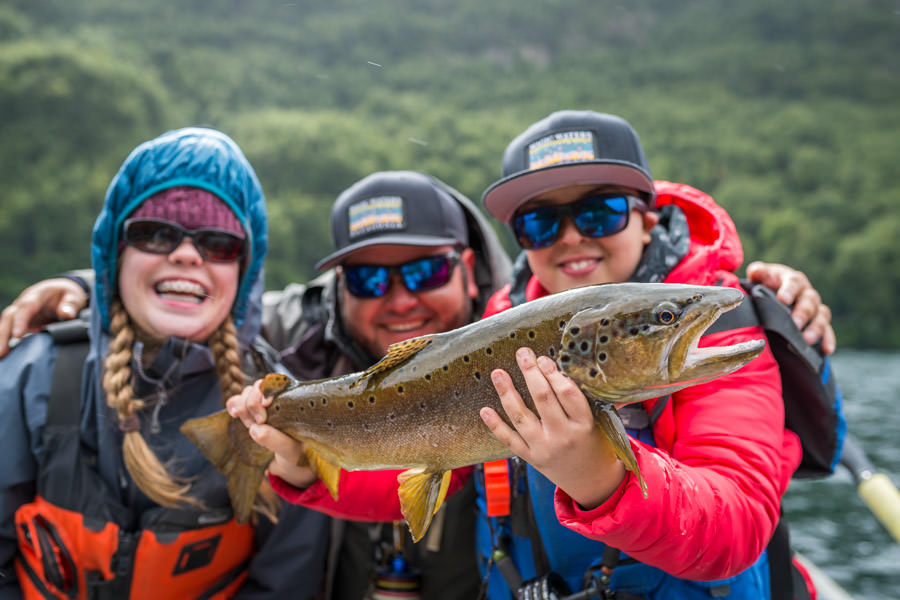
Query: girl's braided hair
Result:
<box><xmin>102</xmin><ymin>300</ymin><xmax>259</xmax><ymax>510</ymax></box>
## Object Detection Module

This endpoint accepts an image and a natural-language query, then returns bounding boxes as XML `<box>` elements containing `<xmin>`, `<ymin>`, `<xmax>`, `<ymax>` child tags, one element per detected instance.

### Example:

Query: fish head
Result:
<box><xmin>557</xmin><ymin>283</ymin><xmax>765</xmax><ymax>405</ymax></box>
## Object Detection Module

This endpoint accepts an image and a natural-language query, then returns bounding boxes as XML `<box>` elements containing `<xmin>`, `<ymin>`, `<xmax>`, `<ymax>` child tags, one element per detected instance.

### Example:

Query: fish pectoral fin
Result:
<box><xmin>396</xmin><ymin>468</ymin><xmax>451</xmax><ymax>543</ymax></box>
<box><xmin>180</xmin><ymin>410</ymin><xmax>273</xmax><ymax>523</ymax></box>
<box><xmin>593</xmin><ymin>402</ymin><xmax>649</xmax><ymax>498</ymax></box>
<box><xmin>260</xmin><ymin>373</ymin><xmax>293</xmax><ymax>397</ymax></box>
<box><xmin>305</xmin><ymin>448</ymin><xmax>342</xmax><ymax>500</ymax></box>
<box><xmin>351</xmin><ymin>335</ymin><xmax>435</xmax><ymax>388</ymax></box>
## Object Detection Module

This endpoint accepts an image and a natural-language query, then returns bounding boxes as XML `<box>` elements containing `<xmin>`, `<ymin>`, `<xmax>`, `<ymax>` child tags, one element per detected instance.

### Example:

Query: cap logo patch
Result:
<box><xmin>527</xmin><ymin>130</ymin><xmax>596</xmax><ymax>170</ymax></box>
<box><xmin>347</xmin><ymin>196</ymin><xmax>405</xmax><ymax>238</ymax></box>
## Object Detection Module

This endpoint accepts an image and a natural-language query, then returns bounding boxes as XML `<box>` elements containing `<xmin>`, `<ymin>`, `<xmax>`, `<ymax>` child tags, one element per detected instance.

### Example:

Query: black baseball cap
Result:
<box><xmin>315</xmin><ymin>171</ymin><xmax>469</xmax><ymax>271</ymax></box>
<box><xmin>482</xmin><ymin>110</ymin><xmax>656</xmax><ymax>223</ymax></box>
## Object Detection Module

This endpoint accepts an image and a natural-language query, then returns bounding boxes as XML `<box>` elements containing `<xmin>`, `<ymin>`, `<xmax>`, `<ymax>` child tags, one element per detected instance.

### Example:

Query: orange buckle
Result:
<box><xmin>483</xmin><ymin>460</ymin><xmax>511</xmax><ymax>517</ymax></box>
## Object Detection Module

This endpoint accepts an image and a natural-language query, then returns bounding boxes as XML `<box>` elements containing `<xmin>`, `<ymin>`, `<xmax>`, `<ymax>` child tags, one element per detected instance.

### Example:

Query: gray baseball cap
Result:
<box><xmin>482</xmin><ymin>110</ymin><xmax>656</xmax><ymax>224</ymax></box>
<box><xmin>316</xmin><ymin>171</ymin><xmax>469</xmax><ymax>271</ymax></box>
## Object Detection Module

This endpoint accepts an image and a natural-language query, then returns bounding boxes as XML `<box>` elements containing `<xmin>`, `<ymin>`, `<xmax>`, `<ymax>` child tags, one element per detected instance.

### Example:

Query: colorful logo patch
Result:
<box><xmin>348</xmin><ymin>196</ymin><xmax>405</xmax><ymax>238</ymax></box>
<box><xmin>527</xmin><ymin>130</ymin><xmax>596</xmax><ymax>170</ymax></box>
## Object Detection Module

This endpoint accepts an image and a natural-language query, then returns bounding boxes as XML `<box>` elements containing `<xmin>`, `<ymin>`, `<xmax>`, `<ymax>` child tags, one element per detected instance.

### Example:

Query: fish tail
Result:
<box><xmin>180</xmin><ymin>410</ymin><xmax>274</xmax><ymax>522</ymax></box>
<box><xmin>595</xmin><ymin>403</ymin><xmax>649</xmax><ymax>498</ymax></box>
<box><xmin>396</xmin><ymin>468</ymin><xmax>452</xmax><ymax>543</ymax></box>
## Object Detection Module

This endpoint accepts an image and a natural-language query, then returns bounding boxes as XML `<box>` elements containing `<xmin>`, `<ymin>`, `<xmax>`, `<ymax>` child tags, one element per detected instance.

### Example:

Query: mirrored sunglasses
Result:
<box><xmin>122</xmin><ymin>218</ymin><xmax>247</xmax><ymax>263</ymax></box>
<box><xmin>512</xmin><ymin>194</ymin><xmax>647</xmax><ymax>250</ymax></box>
<box><xmin>343</xmin><ymin>251</ymin><xmax>461</xmax><ymax>299</ymax></box>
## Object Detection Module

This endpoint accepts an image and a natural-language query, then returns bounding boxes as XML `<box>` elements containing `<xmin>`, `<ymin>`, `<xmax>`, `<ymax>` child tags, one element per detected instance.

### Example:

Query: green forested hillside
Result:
<box><xmin>1</xmin><ymin>0</ymin><xmax>897</xmax><ymax>347</ymax></box>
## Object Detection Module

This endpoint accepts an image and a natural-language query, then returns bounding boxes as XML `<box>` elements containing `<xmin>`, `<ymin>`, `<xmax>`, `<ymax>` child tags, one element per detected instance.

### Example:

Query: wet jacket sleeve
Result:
<box><xmin>0</xmin><ymin>335</ymin><xmax>56</xmax><ymax>600</ymax></box>
<box><xmin>269</xmin><ymin>466</ymin><xmax>474</xmax><ymax>522</ymax></box>
<box><xmin>260</xmin><ymin>283</ymin><xmax>311</xmax><ymax>352</ymax></box>
<box><xmin>555</xmin><ymin>328</ymin><xmax>802</xmax><ymax>580</ymax></box>
<box><xmin>236</xmin><ymin>502</ymin><xmax>330</xmax><ymax>600</ymax></box>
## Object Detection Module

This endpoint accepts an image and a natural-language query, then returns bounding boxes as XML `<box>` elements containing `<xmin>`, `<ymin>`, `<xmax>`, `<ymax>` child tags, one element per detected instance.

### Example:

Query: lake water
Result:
<box><xmin>782</xmin><ymin>350</ymin><xmax>900</xmax><ymax>600</ymax></box>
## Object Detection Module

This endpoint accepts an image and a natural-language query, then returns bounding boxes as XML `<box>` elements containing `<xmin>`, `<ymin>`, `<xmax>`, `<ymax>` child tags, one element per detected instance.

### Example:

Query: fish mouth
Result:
<box><xmin>667</xmin><ymin>287</ymin><xmax>765</xmax><ymax>386</ymax></box>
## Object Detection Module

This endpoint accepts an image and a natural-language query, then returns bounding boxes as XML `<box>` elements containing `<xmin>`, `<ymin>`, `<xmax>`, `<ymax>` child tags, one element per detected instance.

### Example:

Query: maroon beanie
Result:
<box><xmin>129</xmin><ymin>186</ymin><xmax>245</xmax><ymax>238</ymax></box>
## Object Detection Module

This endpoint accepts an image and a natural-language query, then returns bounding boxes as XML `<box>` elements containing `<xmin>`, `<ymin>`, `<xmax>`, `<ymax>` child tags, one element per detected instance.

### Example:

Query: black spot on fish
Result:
<box><xmin>600</xmin><ymin>319</ymin><xmax>609</xmax><ymax>326</ymax></box>
<box><xmin>510</xmin><ymin>332</ymin><xmax>516</xmax><ymax>339</ymax></box>
<box><xmin>598</xmin><ymin>352</ymin><xmax>607</xmax><ymax>362</ymax></box>
<box><xmin>528</xmin><ymin>331</ymin><xmax>536</xmax><ymax>339</ymax></box>
<box><xmin>570</xmin><ymin>326</ymin><xmax>581</xmax><ymax>335</ymax></box>
<box><xmin>368</xmin><ymin>396</ymin><xmax>375</xmax><ymax>404</ymax></box>
<box><xmin>412</xmin><ymin>366</ymin><xmax>417</xmax><ymax>372</ymax></box>
<box><xmin>419</xmin><ymin>402</ymin><xmax>426</xmax><ymax>410</ymax></box>
<box><xmin>275</xmin><ymin>404</ymin><xmax>281</xmax><ymax>411</ymax></box>
<box><xmin>308</xmin><ymin>400</ymin><xmax>315</xmax><ymax>408</ymax></box>
<box><xmin>580</xmin><ymin>341</ymin><xmax>589</xmax><ymax>352</ymax></box>
<box><xmin>425</xmin><ymin>373</ymin><xmax>432</xmax><ymax>381</ymax></box>
<box><xmin>599</xmin><ymin>335</ymin><xmax>608</xmax><ymax>344</ymax></box>
<box><xmin>474</xmin><ymin>372</ymin><xmax>481</xmax><ymax>380</ymax></box>
<box><xmin>397</xmin><ymin>386</ymin><xmax>404</xmax><ymax>394</ymax></box>
<box><xmin>560</xmin><ymin>355</ymin><xmax>571</xmax><ymax>363</ymax></box>
<box><xmin>321</xmin><ymin>398</ymin><xmax>327</xmax><ymax>405</ymax></box>
<box><xmin>567</xmin><ymin>341</ymin><xmax>576</xmax><ymax>350</ymax></box>
<box><xmin>548</xmin><ymin>347</ymin><xmax>555</xmax><ymax>358</ymax></box>
<box><xmin>643</xmin><ymin>325</ymin><xmax>650</xmax><ymax>331</ymax></box>
<box><xmin>463</xmin><ymin>355</ymin><xmax>470</xmax><ymax>362</ymax></box>
<box><xmin>589</xmin><ymin>368</ymin><xmax>598</xmax><ymax>378</ymax></box>
<box><xmin>347</xmin><ymin>401</ymin><xmax>355</xmax><ymax>409</ymax></box>
<box><xmin>486</xmin><ymin>348</ymin><xmax>493</xmax><ymax>355</ymax></box>
<box><xmin>559</xmin><ymin>321</ymin><xmax>566</xmax><ymax>329</ymax></box>
<box><xmin>630</xmin><ymin>328</ymin><xmax>639</xmax><ymax>336</ymax></box>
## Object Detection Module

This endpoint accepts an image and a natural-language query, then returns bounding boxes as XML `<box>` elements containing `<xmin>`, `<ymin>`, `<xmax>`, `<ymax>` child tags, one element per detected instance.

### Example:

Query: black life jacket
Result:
<box><xmin>14</xmin><ymin>318</ymin><xmax>256</xmax><ymax>600</ymax></box>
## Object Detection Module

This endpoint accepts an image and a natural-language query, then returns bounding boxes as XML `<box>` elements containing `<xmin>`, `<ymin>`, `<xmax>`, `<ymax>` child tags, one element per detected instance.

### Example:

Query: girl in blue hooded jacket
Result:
<box><xmin>0</xmin><ymin>128</ymin><xmax>328</xmax><ymax>600</ymax></box>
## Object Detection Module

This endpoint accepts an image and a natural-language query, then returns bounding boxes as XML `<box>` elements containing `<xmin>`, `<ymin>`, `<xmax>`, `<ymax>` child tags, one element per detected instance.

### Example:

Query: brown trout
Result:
<box><xmin>181</xmin><ymin>282</ymin><xmax>764</xmax><ymax>541</ymax></box>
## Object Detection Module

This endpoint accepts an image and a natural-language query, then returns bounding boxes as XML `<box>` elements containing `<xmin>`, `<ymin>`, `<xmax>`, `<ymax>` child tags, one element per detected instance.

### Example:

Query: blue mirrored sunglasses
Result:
<box><xmin>343</xmin><ymin>252</ymin><xmax>461</xmax><ymax>299</ymax></box>
<box><xmin>511</xmin><ymin>194</ymin><xmax>647</xmax><ymax>250</ymax></box>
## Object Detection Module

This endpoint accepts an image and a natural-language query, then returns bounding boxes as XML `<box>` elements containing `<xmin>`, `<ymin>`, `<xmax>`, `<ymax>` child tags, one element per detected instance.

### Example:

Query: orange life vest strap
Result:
<box><xmin>483</xmin><ymin>459</ymin><xmax>511</xmax><ymax>517</ymax></box>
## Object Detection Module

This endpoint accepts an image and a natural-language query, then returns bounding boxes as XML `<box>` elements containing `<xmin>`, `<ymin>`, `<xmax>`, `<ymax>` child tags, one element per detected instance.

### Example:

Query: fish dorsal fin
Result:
<box><xmin>260</xmin><ymin>373</ymin><xmax>292</xmax><ymax>397</ymax></box>
<box><xmin>396</xmin><ymin>468</ymin><xmax>451</xmax><ymax>543</ymax></box>
<box><xmin>351</xmin><ymin>335</ymin><xmax>435</xmax><ymax>388</ymax></box>
<box><xmin>305</xmin><ymin>447</ymin><xmax>342</xmax><ymax>500</ymax></box>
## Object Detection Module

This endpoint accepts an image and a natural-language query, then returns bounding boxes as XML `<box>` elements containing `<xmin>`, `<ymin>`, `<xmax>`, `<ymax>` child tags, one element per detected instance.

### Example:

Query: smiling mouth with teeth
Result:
<box><xmin>155</xmin><ymin>280</ymin><xmax>209</xmax><ymax>304</ymax></box>
<box><xmin>384</xmin><ymin>320</ymin><xmax>427</xmax><ymax>333</ymax></box>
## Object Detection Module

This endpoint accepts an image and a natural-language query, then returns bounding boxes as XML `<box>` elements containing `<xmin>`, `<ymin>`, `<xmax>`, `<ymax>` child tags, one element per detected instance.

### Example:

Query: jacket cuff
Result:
<box><xmin>268</xmin><ymin>473</ymin><xmax>327</xmax><ymax>504</ymax></box>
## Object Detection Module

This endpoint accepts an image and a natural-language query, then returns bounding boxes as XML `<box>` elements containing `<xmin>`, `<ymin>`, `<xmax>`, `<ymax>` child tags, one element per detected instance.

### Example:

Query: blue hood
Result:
<box><xmin>91</xmin><ymin>127</ymin><xmax>268</xmax><ymax>345</ymax></box>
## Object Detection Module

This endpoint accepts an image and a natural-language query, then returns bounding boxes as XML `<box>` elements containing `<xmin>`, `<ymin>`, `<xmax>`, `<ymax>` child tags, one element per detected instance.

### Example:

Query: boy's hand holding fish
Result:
<box><xmin>482</xmin><ymin>347</ymin><xmax>626</xmax><ymax>510</ymax></box>
<box><xmin>227</xmin><ymin>381</ymin><xmax>317</xmax><ymax>489</ymax></box>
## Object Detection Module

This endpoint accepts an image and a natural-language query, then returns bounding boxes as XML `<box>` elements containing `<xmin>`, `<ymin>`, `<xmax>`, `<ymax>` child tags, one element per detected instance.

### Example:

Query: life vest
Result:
<box><xmin>13</xmin><ymin>320</ymin><xmax>256</xmax><ymax>600</ymax></box>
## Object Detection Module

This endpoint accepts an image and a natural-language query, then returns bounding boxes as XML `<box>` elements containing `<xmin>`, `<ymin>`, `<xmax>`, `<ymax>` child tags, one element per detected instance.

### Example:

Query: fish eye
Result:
<box><xmin>654</xmin><ymin>302</ymin><xmax>681</xmax><ymax>325</ymax></box>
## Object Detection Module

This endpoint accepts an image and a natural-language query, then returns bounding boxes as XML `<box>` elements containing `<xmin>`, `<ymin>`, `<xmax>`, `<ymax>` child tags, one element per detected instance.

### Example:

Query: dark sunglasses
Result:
<box><xmin>512</xmin><ymin>194</ymin><xmax>647</xmax><ymax>250</ymax></box>
<box><xmin>122</xmin><ymin>218</ymin><xmax>247</xmax><ymax>263</ymax></box>
<box><xmin>343</xmin><ymin>252</ymin><xmax>461</xmax><ymax>299</ymax></box>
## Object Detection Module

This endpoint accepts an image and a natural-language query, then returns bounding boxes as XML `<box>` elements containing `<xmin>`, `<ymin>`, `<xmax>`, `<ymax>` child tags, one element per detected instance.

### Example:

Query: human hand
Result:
<box><xmin>0</xmin><ymin>278</ymin><xmax>89</xmax><ymax>358</ymax></box>
<box><xmin>226</xmin><ymin>380</ymin><xmax>317</xmax><ymax>489</ymax></box>
<box><xmin>480</xmin><ymin>347</ymin><xmax>625</xmax><ymax>510</ymax></box>
<box><xmin>746</xmin><ymin>261</ymin><xmax>836</xmax><ymax>355</ymax></box>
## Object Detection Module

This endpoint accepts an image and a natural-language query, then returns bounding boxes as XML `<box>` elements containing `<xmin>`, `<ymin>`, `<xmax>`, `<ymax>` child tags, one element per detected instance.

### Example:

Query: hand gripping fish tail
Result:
<box><xmin>181</xmin><ymin>282</ymin><xmax>764</xmax><ymax>541</ymax></box>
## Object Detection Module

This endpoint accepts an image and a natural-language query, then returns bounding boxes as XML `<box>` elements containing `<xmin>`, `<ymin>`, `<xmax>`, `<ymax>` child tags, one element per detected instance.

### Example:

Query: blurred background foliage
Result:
<box><xmin>0</xmin><ymin>0</ymin><xmax>897</xmax><ymax>347</ymax></box>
